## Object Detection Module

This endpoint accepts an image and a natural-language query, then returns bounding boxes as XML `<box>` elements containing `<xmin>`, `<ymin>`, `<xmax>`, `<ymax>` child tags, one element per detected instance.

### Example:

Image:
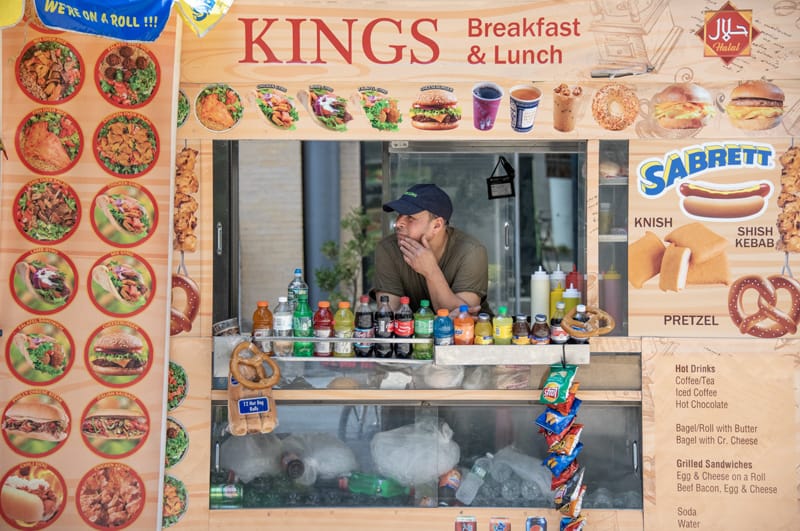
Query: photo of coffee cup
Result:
<box><xmin>472</xmin><ymin>82</ymin><xmax>503</xmax><ymax>131</ymax></box>
<box><xmin>509</xmin><ymin>84</ymin><xmax>541</xmax><ymax>133</ymax></box>
<box><xmin>552</xmin><ymin>83</ymin><xmax>583</xmax><ymax>133</ymax></box>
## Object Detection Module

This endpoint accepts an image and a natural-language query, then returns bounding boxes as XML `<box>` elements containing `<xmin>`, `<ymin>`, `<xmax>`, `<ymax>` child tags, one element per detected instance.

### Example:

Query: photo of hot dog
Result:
<box><xmin>80</xmin><ymin>408</ymin><xmax>148</xmax><ymax>440</ymax></box>
<box><xmin>678</xmin><ymin>179</ymin><xmax>772</xmax><ymax>221</ymax></box>
<box><xmin>1</xmin><ymin>475</ymin><xmax>61</xmax><ymax>524</ymax></box>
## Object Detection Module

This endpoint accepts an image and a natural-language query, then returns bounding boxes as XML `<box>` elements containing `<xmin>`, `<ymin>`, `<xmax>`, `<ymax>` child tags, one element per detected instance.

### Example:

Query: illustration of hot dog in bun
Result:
<box><xmin>1</xmin><ymin>475</ymin><xmax>61</xmax><ymax>524</ymax></box>
<box><xmin>678</xmin><ymin>179</ymin><xmax>772</xmax><ymax>221</ymax></box>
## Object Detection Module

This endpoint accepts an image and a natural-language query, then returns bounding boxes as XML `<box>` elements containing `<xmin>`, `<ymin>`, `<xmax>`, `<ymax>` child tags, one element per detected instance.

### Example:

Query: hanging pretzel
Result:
<box><xmin>229</xmin><ymin>341</ymin><xmax>281</xmax><ymax>390</ymax></box>
<box><xmin>561</xmin><ymin>305</ymin><xmax>616</xmax><ymax>339</ymax></box>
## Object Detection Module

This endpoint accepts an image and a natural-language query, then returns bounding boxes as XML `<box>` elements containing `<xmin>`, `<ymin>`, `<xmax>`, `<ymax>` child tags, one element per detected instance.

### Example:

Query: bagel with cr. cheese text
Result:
<box><xmin>678</xmin><ymin>180</ymin><xmax>772</xmax><ymax>221</ymax></box>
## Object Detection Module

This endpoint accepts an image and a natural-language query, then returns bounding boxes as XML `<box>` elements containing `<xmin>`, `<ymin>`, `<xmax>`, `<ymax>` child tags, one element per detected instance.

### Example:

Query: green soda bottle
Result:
<box><xmin>412</xmin><ymin>299</ymin><xmax>434</xmax><ymax>359</ymax></box>
<box><xmin>292</xmin><ymin>293</ymin><xmax>314</xmax><ymax>356</ymax></box>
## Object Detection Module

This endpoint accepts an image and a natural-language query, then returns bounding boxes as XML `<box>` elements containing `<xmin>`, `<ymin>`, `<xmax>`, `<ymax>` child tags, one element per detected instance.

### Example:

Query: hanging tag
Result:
<box><xmin>486</xmin><ymin>156</ymin><xmax>515</xmax><ymax>199</ymax></box>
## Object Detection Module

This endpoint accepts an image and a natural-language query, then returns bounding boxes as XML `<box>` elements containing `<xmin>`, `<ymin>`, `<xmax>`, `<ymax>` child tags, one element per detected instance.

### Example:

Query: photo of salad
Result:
<box><xmin>357</xmin><ymin>88</ymin><xmax>402</xmax><ymax>131</ymax></box>
<box><xmin>298</xmin><ymin>85</ymin><xmax>353</xmax><ymax>132</ymax></box>
<box><xmin>11</xmin><ymin>248</ymin><xmax>77</xmax><ymax>314</ymax></box>
<box><xmin>177</xmin><ymin>89</ymin><xmax>189</xmax><ymax>127</ymax></box>
<box><xmin>195</xmin><ymin>83</ymin><xmax>243</xmax><ymax>132</ymax></box>
<box><xmin>165</xmin><ymin>417</ymin><xmax>189</xmax><ymax>468</ymax></box>
<box><xmin>167</xmin><ymin>361</ymin><xmax>188</xmax><ymax>411</ymax></box>
<box><xmin>94</xmin><ymin>112</ymin><xmax>158</xmax><ymax>177</ymax></box>
<box><xmin>95</xmin><ymin>43</ymin><xmax>159</xmax><ymax>108</ymax></box>
<box><xmin>17</xmin><ymin>38</ymin><xmax>83</xmax><ymax>103</ymax></box>
<box><xmin>92</xmin><ymin>182</ymin><xmax>157</xmax><ymax>246</ymax></box>
<box><xmin>13</xmin><ymin>178</ymin><xmax>80</xmax><ymax>243</ymax></box>
<box><xmin>162</xmin><ymin>475</ymin><xmax>188</xmax><ymax>528</ymax></box>
<box><xmin>6</xmin><ymin>320</ymin><xmax>74</xmax><ymax>386</ymax></box>
<box><xmin>254</xmin><ymin>84</ymin><xmax>299</xmax><ymax>130</ymax></box>
<box><xmin>16</xmin><ymin>109</ymin><xmax>82</xmax><ymax>174</ymax></box>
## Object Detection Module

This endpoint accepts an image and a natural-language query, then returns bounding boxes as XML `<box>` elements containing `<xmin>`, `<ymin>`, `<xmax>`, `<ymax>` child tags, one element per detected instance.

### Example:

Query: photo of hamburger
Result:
<box><xmin>2</xmin><ymin>400</ymin><xmax>69</xmax><ymax>442</ymax></box>
<box><xmin>1</xmin><ymin>475</ymin><xmax>62</xmax><ymax>525</ymax></box>
<box><xmin>80</xmin><ymin>408</ymin><xmax>148</xmax><ymax>440</ymax></box>
<box><xmin>652</xmin><ymin>82</ymin><xmax>715</xmax><ymax>130</ymax></box>
<box><xmin>409</xmin><ymin>88</ymin><xmax>461</xmax><ymax>130</ymax></box>
<box><xmin>89</xmin><ymin>332</ymin><xmax>148</xmax><ymax>378</ymax></box>
<box><xmin>725</xmin><ymin>80</ymin><xmax>785</xmax><ymax>130</ymax></box>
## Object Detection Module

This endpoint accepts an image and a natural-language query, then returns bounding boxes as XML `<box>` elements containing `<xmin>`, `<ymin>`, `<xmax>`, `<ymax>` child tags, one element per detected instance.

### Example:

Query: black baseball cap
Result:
<box><xmin>383</xmin><ymin>184</ymin><xmax>453</xmax><ymax>222</ymax></box>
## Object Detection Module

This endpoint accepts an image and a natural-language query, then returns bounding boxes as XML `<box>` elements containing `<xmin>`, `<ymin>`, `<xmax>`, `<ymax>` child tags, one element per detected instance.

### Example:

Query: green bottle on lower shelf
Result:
<box><xmin>339</xmin><ymin>472</ymin><xmax>410</xmax><ymax>498</ymax></box>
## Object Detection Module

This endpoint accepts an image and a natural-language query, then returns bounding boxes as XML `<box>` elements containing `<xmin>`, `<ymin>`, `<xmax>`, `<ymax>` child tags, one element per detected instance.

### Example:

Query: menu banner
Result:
<box><xmin>0</xmin><ymin>16</ymin><xmax>178</xmax><ymax>531</ymax></box>
<box><xmin>33</xmin><ymin>0</ymin><xmax>173</xmax><ymax>42</ymax></box>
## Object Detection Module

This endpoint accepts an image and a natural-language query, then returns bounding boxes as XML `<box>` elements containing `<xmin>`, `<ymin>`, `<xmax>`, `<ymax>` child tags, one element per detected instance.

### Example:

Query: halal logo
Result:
<box><xmin>696</xmin><ymin>1</ymin><xmax>761</xmax><ymax>65</ymax></box>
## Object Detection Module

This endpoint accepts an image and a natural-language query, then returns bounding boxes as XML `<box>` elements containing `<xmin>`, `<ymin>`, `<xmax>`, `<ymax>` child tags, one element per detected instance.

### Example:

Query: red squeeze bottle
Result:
<box><xmin>566</xmin><ymin>264</ymin><xmax>583</xmax><ymax>300</ymax></box>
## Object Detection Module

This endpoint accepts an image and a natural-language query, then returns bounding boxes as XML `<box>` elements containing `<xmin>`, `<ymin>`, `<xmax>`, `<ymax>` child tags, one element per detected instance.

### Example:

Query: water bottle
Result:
<box><xmin>333</xmin><ymin>301</ymin><xmax>355</xmax><ymax>357</ymax></box>
<box><xmin>313</xmin><ymin>301</ymin><xmax>334</xmax><ymax>357</ymax></box>
<box><xmin>412</xmin><ymin>299</ymin><xmax>434</xmax><ymax>360</ymax></box>
<box><xmin>374</xmin><ymin>295</ymin><xmax>394</xmax><ymax>358</ymax></box>
<box><xmin>252</xmin><ymin>300</ymin><xmax>273</xmax><ymax>353</ymax></box>
<box><xmin>272</xmin><ymin>296</ymin><xmax>293</xmax><ymax>356</ymax></box>
<box><xmin>433</xmin><ymin>309</ymin><xmax>454</xmax><ymax>346</ymax></box>
<box><xmin>455</xmin><ymin>453</ymin><xmax>493</xmax><ymax>506</ymax></box>
<box><xmin>453</xmin><ymin>305</ymin><xmax>474</xmax><ymax>345</ymax></box>
<box><xmin>493</xmin><ymin>306</ymin><xmax>513</xmax><ymax>345</ymax></box>
<box><xmin>393</xmin><ymin>296</ymin><xmax>414</xmax><ymax>358</ymax></box>
<box><xmin>292</xmin><ymin>293</ymin><xmax>313</xmax><ymax>356</ymax></box>
<box><xmin>353</xmin><ymin>295</ymin><xmax>375</xmax><ymax>357</ymax></box>
<box><xmin>287</xmin><ymin>267</ymin><xmax>308</xmax><ymax>312</ymax></box>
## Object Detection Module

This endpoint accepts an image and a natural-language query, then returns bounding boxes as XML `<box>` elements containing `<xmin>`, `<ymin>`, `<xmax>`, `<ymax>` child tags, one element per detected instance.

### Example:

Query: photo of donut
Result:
<box><xmin>195</xmin><ymin>83</ymin><xmax>243</xmax><ymax>132</ymax></box>
<box><xmin>91</xmin><ymin>182</ymin><xmax>157</xmax><ymax>246</ymax></box>
<box><xmin>85</xmin><ymin>323</ymin><xmax>152</xmax><ymax>387</ymax></box>
<box><xmin>89</xmin><ymin>252</ymin><xmax>154</xmax><ymax>317</ymax></box>
<box><xmin>95</xmin><ymin>42</ymin><xmax>160</xmax><ymax>108</ymax></box>
<box><xmin>6</xmin><ymin>320</ymin><xmax>74</xmax><ymax>386</ymax></box>
<box><xmin>80</xmin><ymin>392</ymin><xmax>149</xmax><ymax>459</ymax></box>
<box><xmin>76</xmin><ymin>463</ymin><xmax>144</xmax><ymax>529</ymax></box>
<box><xmin>13</xmin><ymin>178</ymin><xmax>80</xmax><ymax>244</ymax></box>
<box><xmin>592</xmin><ymin>83</ymin><xmax>638</xmax><ymax>131</ymax></box>
<box><xmin>16</xmin><ymin>109</ymin><xmax>82</xmax><ymax>174</ymax></box>
<box><xmin>2</xmin><ymin>391</ymin><xmax>71</xmax><ymax>457</ymax></box>
<box><xmin>1</xmin><ymin>460</ymin><xmax>67</xmax><ymax>528</ymax></box>
<box><xmin>11</xmin><ymin>248</ymin><xmax>77</xmax><ymax>314</ymax></box>
<box><xmin>17</xmin><ymin>38</ymin><xmax>83</xmax><ymax>104</ymax></box>
<box><xmin>94</xmin><ymin>112</ymin><xmax>159</xmax><ymax>177</ymax></box>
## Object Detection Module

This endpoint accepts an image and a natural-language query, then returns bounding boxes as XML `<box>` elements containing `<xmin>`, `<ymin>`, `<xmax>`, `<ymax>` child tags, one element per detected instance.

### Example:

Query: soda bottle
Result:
<box><xmin>393</xmin><ymin>296</ymin><xmax>414</xmax><ymax>358</ymax></box>
<box><xmin>339</xmin><ymin>472</ymin><xmax>410</xmax><ymax>498</ymax></box>
<box><xmin>433</xmin><ymin>308</ymin><xmax>454</xmax><ymax>346</ymax></box>
<box><xmin>453</xmin><ymin>304</ymin><xmax>475</xmax><ymax>345</ymax></box>
<box><xmin>455</xmin><ymin>453</ymin><xmax>493</xmax><ymax>506</ymax></box>
<box><xmin>412</xmin><ymin>299</ymin><xmax>434</xmax><ymax>360</ymax></box>
<box><xmin>333</xmin><ymin>301</ymin><xmax>355</xmax><ymax>357</ymax></box>
<box><xmin>474</xmin><ymin>312</ymin><xmax>494</xmax><ymax>345</ymax></box>
<box><xmin>530</xmin><ymin>314</ymin><xmax>551</xmax><ymax>344</ymax></box>
<box><xmin>287</xmin><ymin>267</ymin><xmax>308</xmax><ymax>312</ymax></box>
<box><xmin>549</xmin><ymin>300</ymin><xmax>569</xmax><ymax>344</ymax></box>
<box><xmin>292</xmin><ymin>293</ymin><xmax>313</xmax><ymax>356</ymax></box>
<box><xmin>252</xmin><ymin>300</ymin><xmax>273</xmax><ymax>353</ymax></box>
<box><xmin>374</xmin><ymin>295</ymin><xmax>394</xmax><ymax>358</ymax></box>
<box><xmin>570</xmin><ymin>303</ymin><xmax>590</xmax><ymax>344</ymax></box>
<box><xmin>493</xmin><ymin>306</ymin><xmax>513</xmax><ymax>345</ymax></box>
<box><xmin>273</xmin><ymin>296</ymin><xmax>294</xmax><ymax>356</ymax></box>
<box><xmin>313</xmin><ymin>301</ymin><xmax>334</xmax><ymax>357</ymax></box>
<box><xmin>437</xmin><ymin>468</ymin><xmax>462</xmax><ymax>506</ymax></box>
<box><xmin>512</xmin><ymin>314</ymin><xmax>531</xmax><ymax>345</ymax></box>
<box><xmin>354</xmin><ymin>295</ymin><xmax>375</xmax><ymax>358</ymax></box>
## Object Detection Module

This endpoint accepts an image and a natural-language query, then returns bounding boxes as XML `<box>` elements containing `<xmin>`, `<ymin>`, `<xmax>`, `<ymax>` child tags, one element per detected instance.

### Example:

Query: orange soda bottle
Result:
<box><xmin>453</xmin><ymin>304</ymin><xmax>475</xmax><ymax>345</ymax></box>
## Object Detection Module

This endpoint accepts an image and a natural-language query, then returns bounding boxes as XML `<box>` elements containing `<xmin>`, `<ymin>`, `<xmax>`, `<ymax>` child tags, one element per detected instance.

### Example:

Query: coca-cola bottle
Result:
<box><xmin>354</xmin><ymin>295</ymin><xmax>375</xmax><ymax>357</ymax></box>
<box><xmin>374</xmin><ymin>295</ymin><xmax>394</xmax><ymax>358</ymax></box>
<box><xmin>393</xmin><ymin>296</ymin><xmax>414</xmax><ymax>358</ymax></box>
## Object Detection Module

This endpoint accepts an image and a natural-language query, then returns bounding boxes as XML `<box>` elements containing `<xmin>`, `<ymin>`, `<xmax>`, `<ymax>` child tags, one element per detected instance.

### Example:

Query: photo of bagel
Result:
<box><xmin>725</xmin><ymin>80</ymin><xmax>784</xmax><ymax>131</ymax></box>
<box><xmin>2</xmin><ymin>400</ymin><xmax>69</xmax><ymax>443</ymax></box>
<box><xmin>1</xmin><ymin>474</ymin><xmax>62</xmax><ymax>525</ymax></box>
<box><xmin>11</xmin><ymin>332</ymin><xmax>68</xmax><ymax>380</ymax></box>
<box><xmin>80</xmin><ymin>408</ymin><xmax>148</xmax><ymax>440</ymax></box>
<box><xmin>652</xmin><ymin>82</ymin><xmax>715</xmax><ymax>130</ymax></box>
<box><xmin>678</xmin><ymin>180</ymin><xmax>772</xmax><ymax>221</ymax></box>
<box><xmin>14</xmin><ymin>259</ymin><xmax>73</xmax><ymax>309</ymax></box>
<box><xmin>88</xmin><ymin>332</ymin><xmax>149</xmax><ymax>381</ymax></box>
<box><xmin>592</xmin><ymin>83</ymin><xmax>638</xmax><ymax>131</ymax></box>
<box><xmin>90</xmin><ymin>258</ymin><xmax>151</xmax><ymax>312</ymax></box>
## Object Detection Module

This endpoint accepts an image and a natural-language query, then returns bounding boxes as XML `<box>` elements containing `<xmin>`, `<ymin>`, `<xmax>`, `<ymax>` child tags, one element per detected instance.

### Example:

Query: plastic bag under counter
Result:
<box><xmin>213</xmin><ymin>335</ymin><xmax>248</xmax><ymax>380</ymax></box>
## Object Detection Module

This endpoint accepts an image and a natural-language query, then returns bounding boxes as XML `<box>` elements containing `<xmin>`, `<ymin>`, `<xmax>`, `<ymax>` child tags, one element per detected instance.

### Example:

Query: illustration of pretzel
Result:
<box><xmin>728</xmin><ymin>274</ymin><xmax>800</xmax><ymax>338</ymax></box>
<box><xmin>170</xmin><ymin>273</ymin><xmax>200</xmax><ymax>336</ymax></box>
<box><xmin>229</xmin><ymin>341</ymin><xmax>281</xmax><ymax>390</ymax></box>
<box><xmin>561</xmin><ymin>306</ymin><xmax>616</xmax><ymax>339</ymax></box>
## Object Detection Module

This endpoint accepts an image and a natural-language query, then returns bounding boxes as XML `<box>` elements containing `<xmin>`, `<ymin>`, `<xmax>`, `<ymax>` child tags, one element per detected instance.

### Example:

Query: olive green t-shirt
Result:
<box><xmin>372</xmin><ymin>226</ymin><xmax>491</xmax><ymax>314</ymax></box>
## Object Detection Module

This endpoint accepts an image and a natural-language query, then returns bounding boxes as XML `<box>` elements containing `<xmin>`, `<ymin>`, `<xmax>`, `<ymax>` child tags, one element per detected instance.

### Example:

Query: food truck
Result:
<box><xmin>1</xmin><ymin>0</ymin><xmax>799</xmax><ymax>529</ymax></box>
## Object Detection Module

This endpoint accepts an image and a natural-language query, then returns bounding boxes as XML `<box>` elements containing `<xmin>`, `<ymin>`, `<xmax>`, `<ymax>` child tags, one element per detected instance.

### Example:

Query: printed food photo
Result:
<box><xmin>16</xmin><ymin>109</ymin><xmax>82</xmax><ymax>174</ymax></box>
<box><xmin>7</xmin><ymin>321</ymin><xmax>73</xmax><ymax>385</ymax></box>
<box><xmin>13</xmin><ymin>179</ymin><xmax>80</xmax><ymax>244</ymax></box>
<box><xmin>94</xmin><ymin>112</ymin><xmax>158</xmax><ymax>177</ymax></box>
<box><xmin>176</xmin><ymin>89</ymin><xmax>189</xmax><ymax>127</ymax></box>
<box><xmin>76</xmin><ymin>463</ymin><xmax>144</xmax><ymax>529</ymax></box>
<box><xmin>651</xmin><ymin>82</ymin><xmax>715</xmax><ymax>130</ymax></box>
<box><xmin>167</xmin><ymin>361</ymin><xmax>188</xmax><ymax>411</ymax></box>
<box><xmin>678</xmin><ymin>179</ymin><xmax>773</xmax><ymax>221</ymax></box>
<box><xmin>89</xmin><ymin>253</ymin><xmax>153</xmax><ymax>316</ymax></box>
<box><xmin>95</xmin><ymin>43</ymin><xmax>159</xmax><ymax>108</ymax></box>
<box><xmin>12</xmin><ymin>250</ymin><xmax>76</xmax><ymax>312</ymax></box>
<box><xmin>409</xmin><ymin>87</ymin><xmax>461</xmax><ymax>130</ymax></box>
<box><xmin>92</xmin><ymin>184</ymin><xmax>156</xmax><ymax>246</ymax></box>
<box><xmin>298</xmin><ymin>85</ymin><xmax>352</xmax><ymax>132</ymax></box>
<box><xmin>164</xmin><ymin>417</ymin><xmax>189</xmax><ymax>468</ymax></box>
<box><xmin>162</xmin><ymin>475</ymin><xmax>188</xmax><ymax>528</ymax></box>
<box><xmin>253</xmin><ymin>85</ymin><xmax>299</xmax><ymax>130</ymax></box>
<box><xmin>357</xmin><ymin>88</ymin><xmax>402</xmax><ymax>131</ymax></box>
<box><xmin>80</xmin><ymin>394</ymin><xmax>149</xmax><ymax>458</ymax></box>
<box><xmin>1</xmin><ymin>462</ymin><xmax>65</xmax><ymax>528</ymax></box>
<box><xmin>195</xmin><ymin>83</ymin><xmax>243</xmax><ymax>132</ymax></box>
<box><xmin>725</xmin><ymin>79</ymin><xmax>785</xmax><ymax>130</ymax></box>
<box><xmin>87</xmin><ymin>329</ymin><xmax>150</xmax><ymax>386</ymax></box>
<box><xmin>17</xmin><ymin>38</ymin><xmax>83</xmax><ymax>103</ymax></box>
<box><xmin>1</xmin><ymin>393</ymin><xmax>70</xmax><ymax>457</ymax></box>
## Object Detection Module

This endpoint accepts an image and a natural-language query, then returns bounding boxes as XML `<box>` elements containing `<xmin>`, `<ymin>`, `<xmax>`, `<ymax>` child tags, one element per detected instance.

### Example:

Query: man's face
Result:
<box><xmin>394</xmin><ymin>210</ymin><xmax>437</xmax><ymax>242</ymax></box>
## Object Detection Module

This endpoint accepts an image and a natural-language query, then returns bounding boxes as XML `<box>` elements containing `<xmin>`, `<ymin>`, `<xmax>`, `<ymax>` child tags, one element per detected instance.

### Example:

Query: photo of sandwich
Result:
<box><xmin>195</xmin><ymin>83</ymin><xmax>243</xmax><ymax>132</ymax></box>
<box><xmin>10</xmin><ymin>331</ymin><xmax>69</xmax><ymax>382</ymax></box>
<box><xmin>254</xmin><ymin>84</ymin><xmax>300</xmax><ymax>130</ymax></box>
<box><xmin>80</xmin><ymin>408</ymin><xmax>148</xmax><ymax>440</ymax></box>
<box><xmin>16</xmin><ymin>109</ymin><xmax>82</xmax><ymax>174</ymax></box>
<box><xmin>90</xmin><ymin>255</ymin><xmax>152</xmax><ymax>314</ymax></box>
<box><xmin>88</xmin><ymin>331</ymin><xmax>149</xmax><ymax>384</ymax></box>
<box><xmin>13</xmin><ymin>178</ymin><xmax>80</xmax><ymax>243</ymax></box>
<box><xmin>725</xmin><ymin>80</ymin><xmax>785</xmax><ymax>130</ymax></box>
<box><xmin>2</xmin><ymin>399</ymin><xmax>69</xmax><ymax>444</ymax></box>
<box><xmin>1</xmin><ymin>467</ymin><xmax>64</xmax><ymax>526</ymax></box>
<box><xmin>298</xmin><ymin>85</ymin><xmax>353</xmax><ymax>132</ymax></box>
<box><xmin>13</xmin><ymin>256</ymin><xmax>74</xmax><ymax>311</ymax></box>
<box><xmin>356</xmin><ymin>88</ymin><xmax>402</xmax><ymax>131</ymax></box>
<box><xmin>409</xmin><ymin>88</ymin><xmax>461</xmax><ymax>130</ymax></box>
<box><xmin>93</xmin><ymin>185</ymin><xmax>155</xmax><ymax>246</ymax></box>
<box><xmin>652</xmin><ymin>82</ymin><xmax>715</xmax><ymax>130</ymax></box>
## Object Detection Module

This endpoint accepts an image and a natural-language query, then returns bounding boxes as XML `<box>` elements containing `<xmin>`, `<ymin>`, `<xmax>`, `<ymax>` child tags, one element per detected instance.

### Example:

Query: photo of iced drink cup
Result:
<box><xmin>472</xmin><ymin>82</ymin><xmax>503</xmax><ymax>131</ymax></box>
<box><xmin>509</xmin><ymin>84</ymin><xmax>542</xmax><ymax>133</ymax></box>
<box><xmin>553</xmin><ymin>83</ymin><xmax>583</xmax><ymax>132</ymax></box>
